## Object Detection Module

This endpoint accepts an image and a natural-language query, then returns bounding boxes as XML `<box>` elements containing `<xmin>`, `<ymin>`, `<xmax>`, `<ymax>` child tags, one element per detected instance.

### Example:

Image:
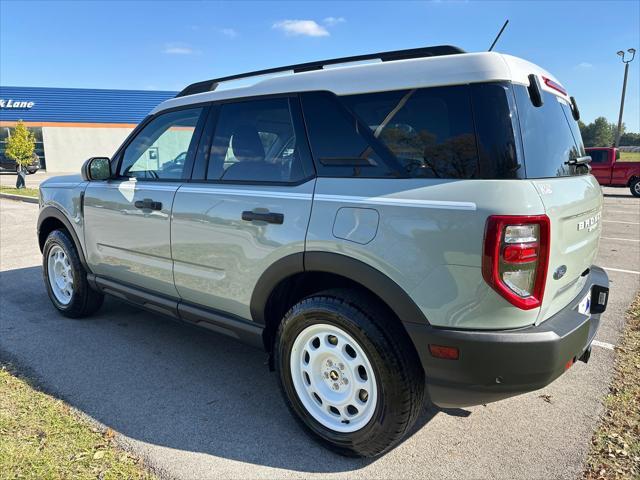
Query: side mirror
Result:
<box><xmin>81</xmin><ymin>157</ymin><xmax>111</xmax><ymax>181</ymax></box>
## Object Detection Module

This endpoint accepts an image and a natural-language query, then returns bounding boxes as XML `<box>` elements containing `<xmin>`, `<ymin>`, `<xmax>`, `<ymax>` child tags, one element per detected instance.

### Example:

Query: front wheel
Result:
<box><xmin>43</xmin><ymin>229</ymin><xmax>104</xmax><ymax>318</ymax></box>
<box><xmin>630</xmin><ymin>178</ymin><xmax>640</xmax><ymax>198</ymax></box>
<box><xmin>275</xmin><ymin>290</ymin><xmax>424</xmax><ymax>457</ymax></box>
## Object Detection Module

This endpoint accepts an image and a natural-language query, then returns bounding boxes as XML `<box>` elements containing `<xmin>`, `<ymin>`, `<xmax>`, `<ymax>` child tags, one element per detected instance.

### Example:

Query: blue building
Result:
<box><xmin>0</xmin><ymin>86</ymin><xmax>176</xmax><ymax>172</ymax></box>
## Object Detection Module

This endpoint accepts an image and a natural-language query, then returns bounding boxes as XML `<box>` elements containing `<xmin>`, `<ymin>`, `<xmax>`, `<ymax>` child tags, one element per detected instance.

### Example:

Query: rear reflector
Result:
<box><xmin>429</xmin><ymin>344</ymin><xmax>459</xmax><ymax>360</ymax></box>
<box><xmin>564</xmin><ymin>357</ymin><xmax>575</xmax><ymax>371</ymax></box>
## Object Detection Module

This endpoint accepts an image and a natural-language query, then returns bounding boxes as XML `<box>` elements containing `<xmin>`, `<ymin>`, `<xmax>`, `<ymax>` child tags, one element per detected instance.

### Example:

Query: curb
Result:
<box><xmin>0</xmin><ymin>193</ymin><xmax>39</xmax><ymax>204</ymax></box>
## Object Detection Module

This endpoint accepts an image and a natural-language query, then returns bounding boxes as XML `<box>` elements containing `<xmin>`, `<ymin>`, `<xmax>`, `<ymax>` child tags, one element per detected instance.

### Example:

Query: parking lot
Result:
<box><xmin>0</xmin><ymin>186</ymin><xmax>638</xmax><ymax>480</ymax></box>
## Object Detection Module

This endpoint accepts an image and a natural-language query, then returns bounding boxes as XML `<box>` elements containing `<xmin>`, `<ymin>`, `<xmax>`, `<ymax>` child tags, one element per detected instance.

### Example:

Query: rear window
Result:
<box><xmin>514</xmin><ymin>85</ymin><xmax>587</xmax><ymax>178</ymax></box>
<box><xmin>588</xmin><ymin>150</ymin><xmax>609</xmax><ymax>164</ymax></box>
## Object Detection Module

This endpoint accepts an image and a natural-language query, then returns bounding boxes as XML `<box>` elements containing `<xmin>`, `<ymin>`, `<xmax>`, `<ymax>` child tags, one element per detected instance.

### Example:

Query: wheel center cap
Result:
<box><xmin>329</xmin><ymin>370</ymin><xmax>339</xmax><ymax>381</ymax></box>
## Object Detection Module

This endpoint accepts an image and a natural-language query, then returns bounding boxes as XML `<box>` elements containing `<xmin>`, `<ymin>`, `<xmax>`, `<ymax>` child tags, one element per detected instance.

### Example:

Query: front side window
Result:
<box><xmin>119</xmin><ymin>107</ymin><xmax>203</xmax><ymax>180</ymax></box>
<box><xmin>206</xmin><ymin>97</ymin><xmax>308</xmax><ymax>183</ymax></box>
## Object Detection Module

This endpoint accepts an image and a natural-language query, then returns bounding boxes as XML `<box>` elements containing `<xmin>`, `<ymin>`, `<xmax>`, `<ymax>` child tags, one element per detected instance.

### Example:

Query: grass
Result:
<box><xmin>584</xmin><ymin>294</ymin><xmax>640</xmax><ymax>479</ymax></box>
<box><xmin>0</xmin><ymin>363</ymin><xmax>155</xmax><ymax>479</ymax></box>
<box><xmin>0</xmin><ymin>186</ymin><xmax>39</xmax><ymax>198</ymax></box>
<box><xmin>619</xmin><ymin>151</ymin><xmax>640</xmax><ymax>162</ymax></box>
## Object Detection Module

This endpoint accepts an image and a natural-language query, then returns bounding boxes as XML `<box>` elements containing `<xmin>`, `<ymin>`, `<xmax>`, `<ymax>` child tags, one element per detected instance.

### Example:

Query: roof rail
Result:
<box><xmin>175</xmin><ymin>45</ymin><xmax>466</xmax><ymax>98</ymax></box>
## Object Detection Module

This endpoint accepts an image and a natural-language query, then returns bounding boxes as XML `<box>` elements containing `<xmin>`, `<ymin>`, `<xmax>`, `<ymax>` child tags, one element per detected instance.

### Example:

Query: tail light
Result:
<box><xmin>482</xmin><ymin>215</ymin><xmax>550</xmax><ymax>310</ymax></box>
<box><xmin>542</xmin><ymin>76</ymin><xmax>568</xmax><ymax>96</ymax></box>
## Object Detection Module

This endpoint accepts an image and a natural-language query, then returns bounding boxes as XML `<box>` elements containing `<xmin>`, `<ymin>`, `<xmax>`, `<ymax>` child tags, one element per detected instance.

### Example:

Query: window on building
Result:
<box><xmin>0</xmin><ymin>126</ymin><xmax>46</xmax><ymax>170</ymax></box>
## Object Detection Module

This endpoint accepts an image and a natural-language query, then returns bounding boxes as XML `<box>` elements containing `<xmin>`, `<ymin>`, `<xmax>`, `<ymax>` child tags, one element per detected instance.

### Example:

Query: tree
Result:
<box><xmin>5</xmin><ymin>120</ymin><xmax>36</xmax><ymax>188</ymax></box>
<box><xmin>619</xmin><ymin>132</ymin><xmax>640</xmax><ymax>146</ymax></box>
<box><xmin>579</xmin><ymin>117</ymin><xmax>618</xmax><ymax>147</ymax></box>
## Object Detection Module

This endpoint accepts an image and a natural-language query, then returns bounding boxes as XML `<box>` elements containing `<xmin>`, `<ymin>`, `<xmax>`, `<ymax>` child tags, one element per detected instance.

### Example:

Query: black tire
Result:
<box><xmin>630</xmin><ymin>178</ymin><xmax>640</xmax><ymax>198</ymax></box>
<box><xmin>275</xmin><ymin>289</ymin><xmax>425</xmax><ymax>457</ymax></box>
<box><xmin>42</xmin><ymin>229</ymin><xmax>103</xmax><ymax>318</ymax></box>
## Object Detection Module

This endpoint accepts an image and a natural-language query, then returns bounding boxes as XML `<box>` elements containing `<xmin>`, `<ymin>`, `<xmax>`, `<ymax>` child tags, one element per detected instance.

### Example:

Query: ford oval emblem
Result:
<box><xmin>553</xmin><ymin>265</ymin><xmax>567</xmax><ymax>280</ymax></box>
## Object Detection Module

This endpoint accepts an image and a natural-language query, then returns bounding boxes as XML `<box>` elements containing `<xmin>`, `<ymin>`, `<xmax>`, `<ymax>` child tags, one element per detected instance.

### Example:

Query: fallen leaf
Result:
<box><xmin>93</xmin><ymin>450</ymin><xmax>105</xmax><ymax>460</ymax></box>
<box><xmin>539</xmin><ymin>394</ymin><xmax>552</xmax><ymax>403</ymax></box>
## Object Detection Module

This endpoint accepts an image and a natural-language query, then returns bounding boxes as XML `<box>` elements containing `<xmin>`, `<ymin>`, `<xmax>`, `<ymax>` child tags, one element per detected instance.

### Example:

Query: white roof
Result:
<box><xmin>152</xmin><ymin>52</ymin><xmax>567</xmax><ymax>114</ymax></box>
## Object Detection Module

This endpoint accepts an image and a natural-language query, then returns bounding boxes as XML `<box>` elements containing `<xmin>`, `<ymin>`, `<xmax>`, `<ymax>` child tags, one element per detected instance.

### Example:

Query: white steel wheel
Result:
<box><xmin>47</xmin><ymin>245</ymin><xmax>74</xmax><ymax>305</ymax></box>
<box><xmin>290</xmin><ymin>323</ymin><xmax>378</xmax><ymax>433</ymax></box>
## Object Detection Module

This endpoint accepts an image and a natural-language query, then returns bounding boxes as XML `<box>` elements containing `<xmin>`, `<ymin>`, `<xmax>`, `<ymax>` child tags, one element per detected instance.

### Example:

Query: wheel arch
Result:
<box><xmin>251</xmin><ymin>251</ymin><xmax>429</xmax><ymax>354</ymax></box>
<box><xmin>38</xmin><ymin>206</ymin><xmax>91</xmax><ymax>272</ymax></box>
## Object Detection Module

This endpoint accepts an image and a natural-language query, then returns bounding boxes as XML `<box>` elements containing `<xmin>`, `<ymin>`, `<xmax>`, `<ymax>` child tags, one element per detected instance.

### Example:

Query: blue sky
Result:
<box><xmin>1</xmin><ymin>0</ymin><xmax>638</xmax><ymax>130</ymax></box>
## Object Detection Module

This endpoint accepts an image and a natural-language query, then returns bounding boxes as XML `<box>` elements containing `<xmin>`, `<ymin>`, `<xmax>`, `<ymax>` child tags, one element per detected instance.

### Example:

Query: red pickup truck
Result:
<box><xmin>586</xmin><ymin>147</ymin><xmax>640</xmax><ymax>197</ymax></box>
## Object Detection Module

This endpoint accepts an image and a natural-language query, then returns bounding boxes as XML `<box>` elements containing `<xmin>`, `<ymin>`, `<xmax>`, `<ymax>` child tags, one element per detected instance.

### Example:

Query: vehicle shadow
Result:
<box><xmin>0</xmin><ymin>266</ymin><xmax>460</xmax><ymax>473</ymax></box>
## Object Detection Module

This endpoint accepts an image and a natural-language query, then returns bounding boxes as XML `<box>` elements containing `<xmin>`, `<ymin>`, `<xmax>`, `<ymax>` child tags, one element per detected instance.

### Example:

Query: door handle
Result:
<box><xmin>241</xmin><ymin>211</ymin><xmax>284</xmax><ymax>224</ymax></box>
<box><xmin>134</xmin><ymin>198</ymin><xmax>163</xmax><ymax>211</ymax></box>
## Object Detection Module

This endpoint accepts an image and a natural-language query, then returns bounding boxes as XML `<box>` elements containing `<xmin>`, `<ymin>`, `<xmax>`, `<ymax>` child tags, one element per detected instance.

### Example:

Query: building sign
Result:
<box><xmin>0</xmin><ymin>99</ymin><xmax>35</xmax><ymax>109</ymax></box>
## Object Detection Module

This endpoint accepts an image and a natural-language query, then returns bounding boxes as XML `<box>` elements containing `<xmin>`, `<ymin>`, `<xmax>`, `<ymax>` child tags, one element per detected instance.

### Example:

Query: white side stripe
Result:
<box><xmin>315</xmin><ymin>194</ymin><xmax>477</xmax><ymax>211</ymax></box>
<box><xmin>178</xmin><ymin>187</ymin><xmax>312</xmax><ymax>200</ymax></box>
<box><xmin>176</xmin><ymin>188</ymin><xmax>477</xmax><ymax>210</ymax></box>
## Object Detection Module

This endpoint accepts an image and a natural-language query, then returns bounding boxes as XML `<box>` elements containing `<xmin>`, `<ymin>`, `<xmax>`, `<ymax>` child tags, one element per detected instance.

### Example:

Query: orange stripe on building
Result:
<box><xmin>0</xmin><ymin>121</ymin><xmax>138</xmax><ymax>128</ymax></box>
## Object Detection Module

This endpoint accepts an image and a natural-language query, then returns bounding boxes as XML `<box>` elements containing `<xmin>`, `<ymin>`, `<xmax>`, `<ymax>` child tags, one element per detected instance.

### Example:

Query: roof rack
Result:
<box><xmin>175</xmin><ymin>45</ymin><xmax>465</xmax><ymax>98</ymax></box>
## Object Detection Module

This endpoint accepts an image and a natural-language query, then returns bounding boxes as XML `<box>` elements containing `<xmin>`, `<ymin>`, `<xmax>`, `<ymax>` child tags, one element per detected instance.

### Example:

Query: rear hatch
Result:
<box><xmin>512</xmin><ymin>78</ymin><xmax>603</xmax><ymax>323</ymax></box>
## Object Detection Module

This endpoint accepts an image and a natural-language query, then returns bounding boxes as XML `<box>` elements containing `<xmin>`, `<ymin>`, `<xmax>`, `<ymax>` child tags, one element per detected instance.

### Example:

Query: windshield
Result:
<box><xmin>514</xmin><ymin>85</ymin><xmax>587</xmax><ymax>178</ymax></box>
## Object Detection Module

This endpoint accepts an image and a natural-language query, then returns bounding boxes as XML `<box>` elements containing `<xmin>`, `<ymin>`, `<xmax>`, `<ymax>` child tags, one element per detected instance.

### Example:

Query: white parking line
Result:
<box><xmin>602</xmin><ymin>220</ymin><xmax>640</xmax><ymax>225</ymax></box>
<box><xmin>601</xmin><ymin>237</ymin><xmax>640</xmax><ymax>243</ymax></box>
<box><xmin>604</xmin><ymin>267</ymin><xmax>640</xmax><ymax>275</ymax></box>
<box><xmin>605</xmin><ymin>210</ymin><xmax>639</xmax><ymax>214</ymax></box>
<box><xmin>592</xmin><ymin>340</ymin><xmax>615</xmax><ymax>350</ymax></box>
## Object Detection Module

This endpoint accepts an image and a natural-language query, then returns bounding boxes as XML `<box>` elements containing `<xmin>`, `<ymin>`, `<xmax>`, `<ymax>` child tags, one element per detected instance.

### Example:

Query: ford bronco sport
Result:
<box><xmin>38</xmin><ymin>45</ymin><xmax>610</xmax><ymax>457</ymax></box>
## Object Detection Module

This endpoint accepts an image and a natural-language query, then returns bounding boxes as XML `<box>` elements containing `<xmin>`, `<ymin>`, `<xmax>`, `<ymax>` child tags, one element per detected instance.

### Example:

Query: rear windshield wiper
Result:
<box><xmin>565</xmin><ymin>156</ymin><xmax>591</xmax><ymax>165</ymax></box>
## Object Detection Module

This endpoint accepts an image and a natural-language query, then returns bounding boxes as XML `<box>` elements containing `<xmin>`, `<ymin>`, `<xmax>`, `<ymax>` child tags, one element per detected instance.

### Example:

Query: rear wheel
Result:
<box><xmin>630</xmin><ymin>178</ymin><xmax>640</xmax><ymax>198</ymax></box>
<box><xmin>43</xmin><ymin>229</ymin><xmax>103</xmax><ymax>318</ymax></box>
<box><xmin>275</xmin><ymin>289</ymin><xmax>424</xmax><ymax>457</ymax></box>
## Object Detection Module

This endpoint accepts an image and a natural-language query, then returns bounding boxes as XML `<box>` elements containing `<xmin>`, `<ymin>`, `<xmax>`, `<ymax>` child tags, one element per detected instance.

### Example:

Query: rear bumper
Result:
<box><xmin>406</xmin><ymin>266</ymin><xmax>609</xmax><ymax>408</ymax></box>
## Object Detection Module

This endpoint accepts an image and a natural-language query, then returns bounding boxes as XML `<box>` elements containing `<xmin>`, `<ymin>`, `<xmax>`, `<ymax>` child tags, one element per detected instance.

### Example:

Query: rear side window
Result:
<box><xmin>300</xmin><ymin>92</ymin><xmax>398</xmax><ymax>178</ymax></box>
<box><xmin>514</xmin><ymin>85</ymin><xmax>587</xmax><ymax>178</ymax></box>
<box><xmin>302</xmin><ymin>84</ymin><xmax>523</xmax><ymax>179</ymax></box>
<box><xmin>206</xmin><ymin>97</ymin><xmax>311</xmax><ymax>183</ymax></box>
<box><xmin>342</xmin><ymin>86</ymin><xmax>480</xmax><ymax>179</ymax></box>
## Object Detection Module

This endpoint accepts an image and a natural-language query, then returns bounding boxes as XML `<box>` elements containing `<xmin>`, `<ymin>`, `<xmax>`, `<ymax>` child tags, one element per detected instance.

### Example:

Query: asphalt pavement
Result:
<box><xmin>0</xmin><ymin>186</ymin><xmax>638</xmax><ymax>479</ymax></box>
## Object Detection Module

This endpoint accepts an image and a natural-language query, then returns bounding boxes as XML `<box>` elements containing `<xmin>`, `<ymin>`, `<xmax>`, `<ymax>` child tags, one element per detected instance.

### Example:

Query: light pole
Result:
<box><xmin>615</xmin><ymin>48</ymin><xmax>636</xmax><ymax>147</ymax></box>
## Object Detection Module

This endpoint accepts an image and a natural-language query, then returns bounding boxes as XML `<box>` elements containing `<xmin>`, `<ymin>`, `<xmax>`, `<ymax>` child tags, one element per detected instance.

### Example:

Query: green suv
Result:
<box><xmin>38</xmin><ymin>45</ymin><xmax>609</xmax><ymax>457</ymax></box>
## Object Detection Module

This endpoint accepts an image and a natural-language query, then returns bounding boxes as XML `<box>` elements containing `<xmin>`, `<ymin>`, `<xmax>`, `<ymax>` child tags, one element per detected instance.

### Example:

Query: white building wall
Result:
<box><xmin>42</xmin><ymin>126</ymin><xmax>133</xmax><ymax>172</ymax></box>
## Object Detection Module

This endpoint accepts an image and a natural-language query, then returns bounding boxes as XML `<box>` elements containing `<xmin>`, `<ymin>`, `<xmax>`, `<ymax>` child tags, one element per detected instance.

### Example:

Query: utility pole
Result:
<box><xmin>615</xmin><ymin>48</ymin><xmax>636</xmax><ymax>147</ymax></box>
